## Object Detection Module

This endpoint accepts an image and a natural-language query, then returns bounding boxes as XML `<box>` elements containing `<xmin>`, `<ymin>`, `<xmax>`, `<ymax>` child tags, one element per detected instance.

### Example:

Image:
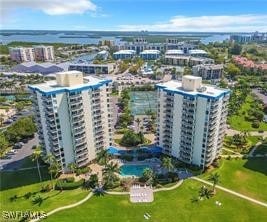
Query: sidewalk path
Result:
<box><xmin>154</xmin><ymin>180</ymin><xmax>183</xmax><ymax>192</ymax></box>
<box><xmin>192</xmin><ymin>177</ymin><xmax>267</xmax><ymax>208</ymax></box>
<box><xmin>30</xmin><ymin>192</ymin><xmax>93</xmax><ymax>222</ymax></box>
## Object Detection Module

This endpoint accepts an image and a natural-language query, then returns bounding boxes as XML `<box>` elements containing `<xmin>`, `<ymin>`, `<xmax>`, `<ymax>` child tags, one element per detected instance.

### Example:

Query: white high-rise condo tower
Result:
<box><xmin>29</xmin><ymin>71</ymin><xmax>113</xmax><ymax>171</ymax></box>
<box><xmin>156</xmin><ymin>75</ymin><xmax>230</xmax><ymax>167</ymax></box>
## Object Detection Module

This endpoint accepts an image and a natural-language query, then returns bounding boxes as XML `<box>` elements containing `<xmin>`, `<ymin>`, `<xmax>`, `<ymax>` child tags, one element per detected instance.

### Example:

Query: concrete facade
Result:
<box><xmin>156</xmin><ymin>75</ymin><xmax>230</xmax><ymax>167</ymax></box>
<box><xmin>29</xmin><ymin>71</ymin><xmax>113</xmax><ymax>171</ymax></box>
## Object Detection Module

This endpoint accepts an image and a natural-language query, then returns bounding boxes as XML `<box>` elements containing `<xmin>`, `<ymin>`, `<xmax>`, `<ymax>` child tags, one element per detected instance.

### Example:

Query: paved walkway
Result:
<box><xmin>192</xmin><ymin>177</ymin><xmax>267</xmax><ymax>208</ymax></box>
<box><xmin>154</xmin><ymin>180</ymin><xmax>183</xmax><ymax>192</ymax></box>
<box><xmin>105</xmin><ymin>191</ymin><xmax>129</xmax><ymax>195</ymax></box>
<box><xmin>30</xmin><ymin>192</ymin><xmax>93</xmax><ymax>222</ymax></box>
<box><xmin>222</xmin><ymin>147</ymin><xmax>242</xmax><ymax>155</ymax></box>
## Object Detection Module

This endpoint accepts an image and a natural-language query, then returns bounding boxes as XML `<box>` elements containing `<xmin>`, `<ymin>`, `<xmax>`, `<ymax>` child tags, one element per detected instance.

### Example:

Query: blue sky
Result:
<box><xmin>1</xmin><ymin>0</ymin><xmax>267</xmax><ymax>31</ymax></box>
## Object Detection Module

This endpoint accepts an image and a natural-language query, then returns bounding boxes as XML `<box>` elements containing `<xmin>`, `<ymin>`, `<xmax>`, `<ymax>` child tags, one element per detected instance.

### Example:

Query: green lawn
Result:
<box><xmin>202</xmin><ymin>158</ymin><xmax>267</xmax><ymax>202</ymax></box>
<box><xmin>0</xmin><ymin>168</ymin><xmax>89</xmax><ymax>221</ymax></box>
<box><xmin>228</xmin><ymin>95</ymin><xmax>267</xmax><ymax>131</ymax></box>
<box><xmin>45</xmin><ymin>180</ymin><xmax>267</xmax><ymax>222</ymax></box>
<box><xmin>0</xmin><ymin>182</ymin><xmax>88</xmax><ymax>216</ymax></box>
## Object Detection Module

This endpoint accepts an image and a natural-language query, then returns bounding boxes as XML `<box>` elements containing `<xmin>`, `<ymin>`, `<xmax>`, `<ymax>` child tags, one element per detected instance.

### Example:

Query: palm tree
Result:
<box><xmin>31</xmin><ymin>146</ymin><xmax>42</xmax><ymax>182</ymax></box>
<box><xmin>96</xmin><ymin>149</ymin><xmax>110</xmax><ymax>166</ymax></box>
<box><xmin>135</xmin><ymin>118</ymin><xmax>141</xmax><ymax>132</ymax></box>
<box><xmin>142</xmin><ymin>168</ymin><xmax>155</xmax><ymax>185</ymax></box>
<box><xmin>103</xmin><ymin>162</ymin><xmax>119</xmax><ymax>188</ymax></box>
<box><xmin>208</xmin><ymin>173</ymin><xmax>220</xmax><ymax>193</ymax></box>
<box><xmin>162</xmin><ymin>157</ymin><xmax>174</xmax><ymax>173</ymax></box>
<box><xmin>45</xmin><ymin>153</ymin><xmax>59</xmax><ymax>189</ymax></box>
<box><xmin>199</xmin><ymin>186</ymin><xmax>213</xmax><ymax>199</ymax></box>
<box><xmin>68</xmin><ymin>162</ymin><xmax>77</xmax><ymax>174</ymax></box>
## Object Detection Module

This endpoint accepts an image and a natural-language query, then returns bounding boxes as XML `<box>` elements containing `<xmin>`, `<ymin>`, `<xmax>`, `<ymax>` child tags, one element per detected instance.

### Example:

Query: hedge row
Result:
<box><xmin>55</xmin><ymin>179</ymin><xmax>85</xmax><ymax>190</ymax></box>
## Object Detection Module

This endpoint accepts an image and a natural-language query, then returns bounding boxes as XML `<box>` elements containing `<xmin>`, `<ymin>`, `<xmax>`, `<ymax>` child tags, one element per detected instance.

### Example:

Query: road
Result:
<box><xmin>0</xmin><ymin>134</ymin><xmax>39</xmax><ymax>171</ymax></box>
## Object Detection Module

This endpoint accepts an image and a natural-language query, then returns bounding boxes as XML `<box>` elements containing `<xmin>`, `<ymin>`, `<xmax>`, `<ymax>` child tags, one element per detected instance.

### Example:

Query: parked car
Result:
<box><xmin>22</xmin><ymin>138</ymin><xmax>29</xmax><ymax>143</ymax></box>
<box><xmin>14</xmin><ymin>142</ymin><xmax>23</xmax><ymax>149</ymax></box>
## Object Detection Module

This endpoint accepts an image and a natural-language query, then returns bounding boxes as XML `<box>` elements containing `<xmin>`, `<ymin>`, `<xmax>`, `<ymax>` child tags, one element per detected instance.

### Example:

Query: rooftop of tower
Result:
<box><xmin>28</xmin><ymin>71</ymin><xmax>112</xmax><ymax>95</ymax></box>
<box><xmin>156</xmin><ymin>75</ymin><xmax>230</xmax><ymax>99</ymax></box>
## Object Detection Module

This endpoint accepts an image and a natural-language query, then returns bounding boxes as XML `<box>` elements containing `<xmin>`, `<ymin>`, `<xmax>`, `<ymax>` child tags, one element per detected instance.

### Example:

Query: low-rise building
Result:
<box><xmin>140</xmin><ymin>50</ymin><xmax>161</xmax><ymax>60</ymax></box>
<box><xmin>189</xmin><ymin>57</ymin><xmax>214</xmax><ymax>66</ymax></box>
<box><xmin>113</xmin><ymin>50</ymin><xmax>136</xmax><ymax>60</ymax></box>
<box><xmin>192</xmin><ymin>64</ymin><xmax>224</xmax><ymax>81</ymax></box>
<box><xmin>189</xmin><ymin>49</ymin><xmax>208</xmax><ymax>57</ymax></box>
<box><xmin>69</xmin><ymin>63</ymin><xmax>115</xmax><ymax>74</ymax></box>
<box><xmin>11</xmin><ymin>61</ymin><xmax>69</xmax><ymax>74</ymax></box>
<box><xmin>165</xmin><ymin>50</ymin><xmax>184</xmax><ymax>56</ymax></box>
<box><xmin>96</xmin><ymin>50</ymin><xmax>109</xmax><ymax>60</ymax></box>
<box><xmin>164</xmin><ymin>56</ymin><xmax>214</xmax><ymax>67</ymax></box>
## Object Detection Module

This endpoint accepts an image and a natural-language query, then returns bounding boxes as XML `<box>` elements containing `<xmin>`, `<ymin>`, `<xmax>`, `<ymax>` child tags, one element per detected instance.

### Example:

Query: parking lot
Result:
<box><xmin>0</xmin><ymin>134</ymin><xmax>39</xmax><ymax>171</ymax></box>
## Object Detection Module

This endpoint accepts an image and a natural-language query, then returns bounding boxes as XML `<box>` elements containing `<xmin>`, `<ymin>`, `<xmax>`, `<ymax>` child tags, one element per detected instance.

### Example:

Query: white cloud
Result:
<box><xmin>118</xmin><ymin>14</ymin><xmax>267</xmax><ymax>32</ymax></box>
<box><xmin>1</xmin><ymin>0</ymin><xmax>97</xmax><ymax>15</ymax></box>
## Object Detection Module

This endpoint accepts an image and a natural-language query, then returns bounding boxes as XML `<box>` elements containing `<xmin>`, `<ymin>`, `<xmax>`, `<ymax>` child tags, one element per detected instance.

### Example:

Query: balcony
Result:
<box><xmin>75</xmin><ymin>137</ymin><xmax>86</xmax><ymax>145</ymax></box>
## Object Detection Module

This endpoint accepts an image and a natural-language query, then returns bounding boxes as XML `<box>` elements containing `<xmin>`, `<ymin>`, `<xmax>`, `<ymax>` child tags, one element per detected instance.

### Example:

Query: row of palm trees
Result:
<box><xmin>31</xmin><ymin>146</ymin><xmax>61</xmax><ymax>189</ymax></box>
<box><xmin>95</xmin><ymin>149</ymin><xmax>120</xmax><ymax>189</ymax></box>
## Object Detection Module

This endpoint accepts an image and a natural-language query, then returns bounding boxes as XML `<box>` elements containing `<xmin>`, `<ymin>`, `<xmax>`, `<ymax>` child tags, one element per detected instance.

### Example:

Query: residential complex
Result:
<box><xmin>140</xmin><ymin>50</ymin><xmax>161</xmax><ymax>60</ymax></box>
<box><xmin>34</xmin><ymin>45</ymin><xmax>55</xmax><ymax>61</ymax></box>
<box><xmin>28</xmin><ymin>71</ymin><xmax>113</xmax><ymax>171</ymax></box>
<box><xmin>69</xmin><ymin>63</ymin><xmax>115</xmax><ymax>74</ymax></box>
<box><xmin>192</xmin><ymin>64</ymin><xmax>224</xmax><ymax>81</ymax></box>
<box><xmin>9</xmin><ymin>45</ymin><xmax>55</xmax><ymax>62</ymax></box>
<box><xmin>113</xmin><ymin>50</ymin><xmax>136</xmax><ymax>60</ymax></box>
<box><xmin>164</xmin><ymin>55</ymin><xmax>214</xmax><ymax>67</ymax></box>
<box><xmin>156</xmin><ymin>75</ymin><xmax>230</xmax><ymax>167</ymax></box>
<box><xmin>233</xmin><ymin>56</ymin><xmax>267</xmax><ymax>72</ymax></box>
<box><xmin>9</xmin><ymin>47</ymin><xmax>35</xmax><ymax>62</ymax></box>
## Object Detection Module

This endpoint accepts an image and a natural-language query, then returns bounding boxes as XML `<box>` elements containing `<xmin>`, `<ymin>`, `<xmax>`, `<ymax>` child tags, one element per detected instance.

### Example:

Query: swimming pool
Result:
<box><xmin>120</xmin><ymin>164</ymin><xmax>151</xmax><ymax>177</ymax></box>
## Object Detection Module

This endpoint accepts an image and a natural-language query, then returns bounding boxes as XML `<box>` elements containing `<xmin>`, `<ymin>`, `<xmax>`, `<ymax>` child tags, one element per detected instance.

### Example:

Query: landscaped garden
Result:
<box><xmin>223</xmin><ymin>134</ymin><xmax>262</xmax><ymax>154</ymax></box>
<box><xmin>228</xmin><ymin>94</ymin><xmax>267</xmax><ymax>131</ymax></box>
<box><xmin>45</xmin><ymin>179</ymin><xmax>267</xmax><ymax>222</ymax></box>
<box><xmin>202</xmin><ymin>157</ymin><xmax>267</xmax><ymax>202</ymax></box>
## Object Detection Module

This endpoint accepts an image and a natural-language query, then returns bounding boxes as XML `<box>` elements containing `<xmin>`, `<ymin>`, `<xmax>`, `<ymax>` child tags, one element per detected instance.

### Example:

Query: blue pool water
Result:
<box><xmin>120</xmin><ymin>165</ymin><xmax>151</xmax><ymax>177</ymax></box>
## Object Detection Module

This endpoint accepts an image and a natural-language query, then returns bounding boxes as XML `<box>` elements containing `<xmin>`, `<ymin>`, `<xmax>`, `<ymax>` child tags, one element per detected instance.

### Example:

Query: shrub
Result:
<box><xmin>65</xmin><ymin>177</ymin><xmax>75</xmax><ymax>183</ymax></box>
<box><xmin>167</xmin><ymin>172</ymin><xmax>179</xmax><ymax>182</ymax></box>
<box><xmin>40</xmin><ymin>184</ymin><xmax>52</xmax><ymax>192</ymax></box>
<box><xmin>251</xmin><ymin>121</ymin><xmax>260</xmax><ymax>128</ymax></box>
<box><xmin>75</xmin><ymin>167</ymin><xmax>90</xmax><ymax>176</ymax></box>
<box><xmin>55</xmin><ymin>179</ymin><xmax>85</xmax><ymax>190</ymax></box>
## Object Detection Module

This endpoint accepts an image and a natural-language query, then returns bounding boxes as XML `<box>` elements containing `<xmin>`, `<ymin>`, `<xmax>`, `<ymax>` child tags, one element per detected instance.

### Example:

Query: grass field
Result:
<box><xmin>0</xmin><ymin>167</ymin><xmax>89</xmax><ymax>221</ymax></box>
<box><xmin>0</xmin><ymin>182</ymin><xmax>88</xmax><ymax>215</ymax></box>
<box><xmin>202</xmin><ymin>158</ymin><xmax>267</xmax><ymax>202</ymax></box>
<box><xmin>45</xmin><ymin>180</ymin><xmax>267</xmax><ymax>222</ymax></box>
<box><xmin>228</xmin><ymin>95</ymin><xmax>267</xmax><ymax>131</ymax></box>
